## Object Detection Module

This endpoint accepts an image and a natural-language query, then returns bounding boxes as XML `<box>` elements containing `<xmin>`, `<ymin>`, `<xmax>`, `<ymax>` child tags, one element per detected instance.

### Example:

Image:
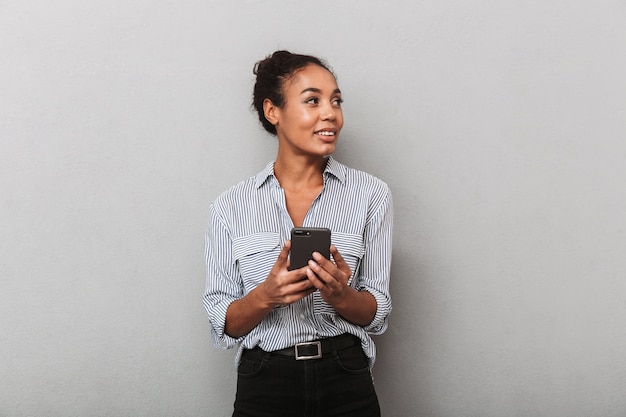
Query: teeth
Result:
<box><xmin>317</xmin><ymin>131</ymin><xmax>334</xmax><ymax>136</ymax></box>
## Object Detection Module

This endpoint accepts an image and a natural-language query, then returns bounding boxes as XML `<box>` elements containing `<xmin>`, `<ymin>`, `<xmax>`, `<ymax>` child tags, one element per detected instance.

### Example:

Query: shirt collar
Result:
<box><xmin>254</xmin><ymin>156</ymin><xmax>346</xmax><ymax>189</ymax></box>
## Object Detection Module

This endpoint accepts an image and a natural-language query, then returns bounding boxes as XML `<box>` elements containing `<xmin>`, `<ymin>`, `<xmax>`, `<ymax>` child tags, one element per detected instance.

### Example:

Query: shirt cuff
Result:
<box><xmin>205</xmin><ymin>298</ymin><xmax>242</xmax><ymax>349</ymax></box>
<box><xmin>361</xmin><ymin>287</ymin><xmax>391</xmax><ymax>334</ymax></box>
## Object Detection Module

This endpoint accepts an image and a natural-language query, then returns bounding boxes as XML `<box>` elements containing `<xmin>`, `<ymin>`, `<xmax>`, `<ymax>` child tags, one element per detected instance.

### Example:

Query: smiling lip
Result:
<box><xmin>314</xmin><ymin>130</ymin><xmax>337</xmax><ymax>143</ymax></box>
<box><xmin>314</xmin><ymin>129</ymin><xmax>337</xmax><ymax>139</ymax></box>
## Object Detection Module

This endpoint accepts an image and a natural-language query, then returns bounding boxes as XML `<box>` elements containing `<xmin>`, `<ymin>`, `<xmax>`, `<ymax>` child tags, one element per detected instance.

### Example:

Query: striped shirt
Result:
<box><xmin>203</xmin><ymin>156</ymin><xmax>393</xmax><ymax>367</ymax></box>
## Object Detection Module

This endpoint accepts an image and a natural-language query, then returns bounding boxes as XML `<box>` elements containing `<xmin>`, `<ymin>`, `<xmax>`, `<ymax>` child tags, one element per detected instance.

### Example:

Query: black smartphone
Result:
<box><xmin>289</xmin><ymin>227</ymin><xmax>331</xmax><ymax>270</ymax></box>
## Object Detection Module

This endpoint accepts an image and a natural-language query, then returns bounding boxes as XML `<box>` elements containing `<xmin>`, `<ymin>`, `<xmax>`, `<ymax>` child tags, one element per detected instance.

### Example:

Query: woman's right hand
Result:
<box><xmin>258</xmin><ymin>240</ymin><xmax>316</xmax><ymax>308</ymax></box>
<box><xmin>224</xmin><ymin>240</ymin><xmax>315</xmax><ymax>338</ymax></box>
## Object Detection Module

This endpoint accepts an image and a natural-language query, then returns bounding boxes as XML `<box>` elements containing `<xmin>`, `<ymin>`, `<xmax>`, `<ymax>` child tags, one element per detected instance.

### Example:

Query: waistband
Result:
<box><xmin>247</xmin><ymin>333</ymin><xmax>361</xmax><ymax>361</ymax></box>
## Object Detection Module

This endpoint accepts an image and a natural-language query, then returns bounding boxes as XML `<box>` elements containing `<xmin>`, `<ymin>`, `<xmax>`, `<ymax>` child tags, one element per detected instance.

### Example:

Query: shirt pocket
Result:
<box><xmin>332</xmin><ymin>232</ymin><xmax>365</xmax><ymax>283</ymax></box>
<box><xmin>232</xmin><ymin>232</ymin><xmax>281</xmax><ymax>294</ymax></box>
<box><xmin>314</xmin><ymin>232</ymin><xmax>365</xmax><ymax>316</ymax></box>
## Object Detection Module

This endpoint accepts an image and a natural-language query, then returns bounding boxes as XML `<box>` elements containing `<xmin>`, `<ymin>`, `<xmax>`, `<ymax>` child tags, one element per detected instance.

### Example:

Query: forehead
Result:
<box><xmin>285</xmin><ymin>64</ymin><xmax>339</xmax><ymax>93</ymax></box>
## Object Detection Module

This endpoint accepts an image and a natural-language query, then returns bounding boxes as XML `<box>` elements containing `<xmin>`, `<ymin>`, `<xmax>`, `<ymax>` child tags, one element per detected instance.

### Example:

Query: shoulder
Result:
<box><xmin>331</xmin><ymin>158</ymin><xmax>391</xmax><ymax>198</ymax></box>
<box><xmin>210</xmin><ymin>162</ymin><xmax>273</xmax><ymax>214</ymax></box>
<box><xmin>213</xmin><ymin>176</ymin><xmax>255</xmax><ymax>203</ymax></box>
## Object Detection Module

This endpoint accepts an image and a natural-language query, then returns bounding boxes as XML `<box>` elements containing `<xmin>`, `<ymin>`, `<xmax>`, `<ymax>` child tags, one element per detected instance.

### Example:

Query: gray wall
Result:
<box><xmin>1</xmin><ymin>1</ymin><xmax>625</xmax><ymax>416</ymax></box>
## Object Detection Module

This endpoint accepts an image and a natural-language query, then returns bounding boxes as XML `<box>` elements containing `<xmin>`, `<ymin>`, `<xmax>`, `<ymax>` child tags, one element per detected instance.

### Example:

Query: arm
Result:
<box><xmin>224</xmin><ymin>241</ymin><xmax>315</xmax><ymax>338</ymax></box>
<box><xmin>205</xmin><ymin>203</ymin><xmax>317</xmax><ymax>343</ymax></box>
<box><xmin>306</xmin><ymin>186</ymin><xmax>393</xmax><ymax>331</ymax></box>
<box><xmin>306</xmin><ymin>246</ymin><xmax>377</xmax><ymax>326</ymax></box>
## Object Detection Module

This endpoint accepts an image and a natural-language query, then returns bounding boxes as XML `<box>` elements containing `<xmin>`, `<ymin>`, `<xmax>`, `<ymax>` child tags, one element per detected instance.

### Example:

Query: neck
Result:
<box><xmin>273</xmin><ymin>154</ymin><xmax>327</xmax><ymax>191</ymax></box>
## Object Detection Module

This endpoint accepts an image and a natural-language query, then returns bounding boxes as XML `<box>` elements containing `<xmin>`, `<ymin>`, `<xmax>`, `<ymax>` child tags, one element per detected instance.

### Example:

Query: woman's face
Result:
<box><xmin>268</xmin><ymin>64</ymin><xmax>344</xmax><ymax>157</ymax></box>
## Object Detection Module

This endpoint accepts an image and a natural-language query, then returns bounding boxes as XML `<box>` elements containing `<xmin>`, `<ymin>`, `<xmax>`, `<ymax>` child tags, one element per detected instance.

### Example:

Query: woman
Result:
<box><xmin>204</xmin><ymin>50</ymin><xmax>393</xmax><ymax>417</ymax></box>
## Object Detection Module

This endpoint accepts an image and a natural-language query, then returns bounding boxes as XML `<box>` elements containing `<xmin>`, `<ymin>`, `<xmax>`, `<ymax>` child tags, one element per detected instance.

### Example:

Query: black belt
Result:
<box><xmin>257</xmin><ymin>334</ymin><xmax>360</xmax><ymax>361</ymax></box>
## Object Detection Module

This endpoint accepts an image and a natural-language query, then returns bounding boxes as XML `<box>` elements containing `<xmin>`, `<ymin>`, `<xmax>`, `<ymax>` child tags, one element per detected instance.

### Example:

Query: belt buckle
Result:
<box><xmin>295</xmin><ymin>341</ymin><xmax>322</xmax><ymax>360</ymax></box>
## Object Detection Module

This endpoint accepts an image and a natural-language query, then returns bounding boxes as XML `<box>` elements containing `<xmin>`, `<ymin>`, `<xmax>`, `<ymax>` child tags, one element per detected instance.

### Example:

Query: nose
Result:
<box><xmin>320</xmin><ymin>100</ymin><xmax>338</xmax><ymax>121</ymax></box>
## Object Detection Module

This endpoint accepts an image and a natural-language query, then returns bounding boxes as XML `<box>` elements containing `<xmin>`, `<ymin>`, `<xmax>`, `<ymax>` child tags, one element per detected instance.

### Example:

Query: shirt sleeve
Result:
<box><xmin>203</xmin><ymin>204</ymin><xmax>243</xmax><ymax>349</ymax></box>
<box><xmin>356</xmin><ymin>185</ymin><xmax>393</xmax><ymax>334</ymax></box>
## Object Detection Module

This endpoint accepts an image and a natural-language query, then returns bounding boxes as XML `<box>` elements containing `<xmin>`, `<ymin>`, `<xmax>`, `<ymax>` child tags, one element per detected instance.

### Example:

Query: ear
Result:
<box><xmin>263</xmin><ymin>98</ymin><xmax>279</xmax><ymax>127</ymax></box>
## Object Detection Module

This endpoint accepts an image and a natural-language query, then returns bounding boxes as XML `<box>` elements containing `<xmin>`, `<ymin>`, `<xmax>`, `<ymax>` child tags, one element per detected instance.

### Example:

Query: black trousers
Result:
<box><xmin>232</xmin><ymin>336</ymin><xmax>381</xmax><ymax>417</ymax></box>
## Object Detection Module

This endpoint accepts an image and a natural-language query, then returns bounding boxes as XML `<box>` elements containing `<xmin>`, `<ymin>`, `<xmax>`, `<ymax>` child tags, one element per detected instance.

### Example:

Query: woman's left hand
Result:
<box><xmin>307</xmin><ymin>245</ymin><xmax>377</xmax><ymax>327</ymax></box>
<box><xmin>305</xmin><ymin>245</ymin><xmax>352</xmax><ymax>306</ymax></box>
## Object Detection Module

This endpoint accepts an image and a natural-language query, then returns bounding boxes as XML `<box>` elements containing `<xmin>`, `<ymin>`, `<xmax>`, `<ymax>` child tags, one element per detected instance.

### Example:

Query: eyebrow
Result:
<box><xmin>300</xmin><ymin>87</ymin><xmax>342</xmax><ymax>95</ymax></box>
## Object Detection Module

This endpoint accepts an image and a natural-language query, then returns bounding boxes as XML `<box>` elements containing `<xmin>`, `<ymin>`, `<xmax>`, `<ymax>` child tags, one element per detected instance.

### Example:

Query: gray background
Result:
<box><xmin>2</xmin><ymin>1</ymin><xmax>625</xmax><ymax>416</ymax></box>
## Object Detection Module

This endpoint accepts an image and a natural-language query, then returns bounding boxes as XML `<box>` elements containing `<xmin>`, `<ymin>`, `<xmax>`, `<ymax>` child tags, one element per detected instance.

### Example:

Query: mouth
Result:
<box><xmin>314</xmin><ymin>129</ymin><xmax>337</xmax><ymax>138</ymax></box>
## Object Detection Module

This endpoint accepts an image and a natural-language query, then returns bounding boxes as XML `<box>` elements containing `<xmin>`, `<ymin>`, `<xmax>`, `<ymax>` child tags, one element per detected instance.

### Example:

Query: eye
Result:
<box><xmin>332</xmin><ymin>97</ymin><xmax>344</xmax><ymax>107</ymax></box>
<box><xmin>305</xmin><ymin>97</ymin><xmax>320</xmax><ymax>105</ymax></box>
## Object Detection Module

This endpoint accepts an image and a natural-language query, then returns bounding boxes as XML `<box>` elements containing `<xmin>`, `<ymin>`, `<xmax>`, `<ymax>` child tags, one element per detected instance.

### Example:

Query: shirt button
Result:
<box><xmin>299</xmin><ymin>314</ymin><xmax>305</xmax><ymax>319</ymax></box>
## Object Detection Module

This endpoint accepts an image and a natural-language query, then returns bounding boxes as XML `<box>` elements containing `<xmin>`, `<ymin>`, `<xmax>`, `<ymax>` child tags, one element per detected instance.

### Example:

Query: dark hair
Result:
<box><xmin>252</xmin><ymin>50</ymin><xmax>333</xmax><ymax>135</ymax></box>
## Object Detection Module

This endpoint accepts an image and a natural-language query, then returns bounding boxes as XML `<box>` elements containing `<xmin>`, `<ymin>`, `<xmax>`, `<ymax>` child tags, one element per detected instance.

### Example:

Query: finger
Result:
<box><xmin>282</xmin><ymin>287</ymin><xmax>317</xmax><ymax>305</ymax></box>
<box><xmin>329</xmin><ymin>245</ymin><xmax>344</xmax><ymax>264</ymax></box>
<box><xmin>280</xmin><ymin>278</ymin><xmax>317</xmax><ymax>301</ymax></box>
<box><xmin>329</xmin><ymin>245</ymin><xmax>352</xmax><ymax>276</ymax></box>
<box><xmin>311</xmin><ymin>249</ymin><xmax>351</xmax><ymax>288</ymax></box>
<box><xmin>274</xmin><ymin>240</ymin><xmax>291</xmax><ymax>268</ymax></box>
<box><xmin>307</xmin><ymin>259</ymin><xmax>337</xmax><ymax>287</ymax></box>
<box><xmin>311</xmin><ymin>251</ymin><xmax>342</xmax><ymax>279</ymax></box>
<box><xmin>284</xmin><ymin>265</ymin><xmax>309</xmax><ymax>283</ymax></box>
<box><xmin>285</xmin><ymin>275</ymin><xmax>314</xmax><ymax>292</ymax></box>
<box><xmin>306</xmin><ymin>266</ymin><xmax>327</xmax><ymax>290</ymax></box>
<box><xmin>311</xmin><ymin>250</ymin><xmax>334</xmax><ymax>269</ymax></box>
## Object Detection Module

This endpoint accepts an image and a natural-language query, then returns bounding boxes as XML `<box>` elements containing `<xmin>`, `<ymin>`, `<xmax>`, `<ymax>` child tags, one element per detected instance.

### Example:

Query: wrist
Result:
<box><xmin>330</xmin><ymin>286</ymin><xmax>354</xmax><ymax>311</ymax></box>
<box><xmin>252</xmin><ymin>283</ymin><xmax>278</xmax><ymax>310</ymax></box>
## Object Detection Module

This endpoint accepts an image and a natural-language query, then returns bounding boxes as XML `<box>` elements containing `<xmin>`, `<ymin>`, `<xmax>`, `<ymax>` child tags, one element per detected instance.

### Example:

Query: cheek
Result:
<box><xmin>284</xmin><ymin>110</ymin><xmax>313</xmax><ymax>128</ymax></box>
<box><xmin>293</xmin><ymin>113</ymin><xmax>317</xmax><ymax>130</ymax></box>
